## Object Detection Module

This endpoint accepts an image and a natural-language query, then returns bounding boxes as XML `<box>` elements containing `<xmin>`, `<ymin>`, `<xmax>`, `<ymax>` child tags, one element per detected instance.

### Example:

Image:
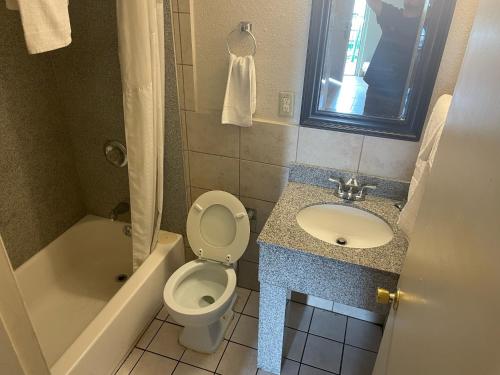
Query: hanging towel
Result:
<box><xmin>398</xmin><ymin>94</ymin><xmax>453</xmax><ymax>239</ymax></box>
<box><xmin>222</xmin><ymin>53</ymin><xmax>256</xmax><ymax>127</ymax></box>
<box><xmin>10</xmin><ymin>0</ymin><xmax>71</xmax><ymax>54</ymax></box>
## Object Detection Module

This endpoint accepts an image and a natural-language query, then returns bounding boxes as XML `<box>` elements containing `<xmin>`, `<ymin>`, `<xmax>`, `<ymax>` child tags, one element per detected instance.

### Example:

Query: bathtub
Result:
<box><xmin>15</xmin><ymin>215</ymin><xmax>184</xmax><ymax>375</ymax></box>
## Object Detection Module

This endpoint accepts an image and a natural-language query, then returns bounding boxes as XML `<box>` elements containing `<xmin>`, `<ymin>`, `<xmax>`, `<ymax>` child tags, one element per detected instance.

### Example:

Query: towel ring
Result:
<box><xmin>226</xmin><ymin>22</ymin><xmax>257</xmax><ymax>57</ymax></box>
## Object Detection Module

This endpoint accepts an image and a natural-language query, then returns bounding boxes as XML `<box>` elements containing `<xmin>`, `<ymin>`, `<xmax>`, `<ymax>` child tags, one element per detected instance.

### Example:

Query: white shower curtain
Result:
<box><xmin>116</xmin><ymin>0</ymin><xmax>165</xmax><ymax>270</ymax></box>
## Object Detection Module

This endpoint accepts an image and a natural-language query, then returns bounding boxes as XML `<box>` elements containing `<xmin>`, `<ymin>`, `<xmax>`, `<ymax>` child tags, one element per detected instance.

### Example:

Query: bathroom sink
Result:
<box><xmin>296</xmin><ymin>204</ymin><xmax>393</xmax><ymax>248</ymax></box>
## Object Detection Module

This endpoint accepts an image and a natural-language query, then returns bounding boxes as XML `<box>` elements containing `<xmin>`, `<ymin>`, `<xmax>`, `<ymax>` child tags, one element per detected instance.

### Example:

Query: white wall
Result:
<box><xmin>193</xmin><ymin>0</ymin><xmax>311</xmax><ymax>124</ymax></box>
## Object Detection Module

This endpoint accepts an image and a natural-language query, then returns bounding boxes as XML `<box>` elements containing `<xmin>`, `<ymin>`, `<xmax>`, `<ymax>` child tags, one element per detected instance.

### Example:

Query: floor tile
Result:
<box><xmin>136</xmin><ymin>319</ymin><xmax>163</xmax><ymax>349</ymax></box>
<box><xmin>309</xmin><ymin>309</ymin><xmax>347</xmax><ymax>343</ymax></box>
<box><xmin>131</xmin><ymin>351</ymin><xmax>177</xmax><ymax>374</ymax></box>
<box><xmin>224</xmin><ymin>312</ymin><xmax>241</xmax><ymax>340</ymax></box>
<box><xmin>216</xmin><ymin>342</ymin><xmax>258</xmax><ymax>375</ymax></box>
<box><xmin>302</xmin><ymin>335</ymin><xmax>343</xmax><ymax>374</ymax></box>
<box><xmin>181</xmin><ymin>340</ymin><xmax>228</xmax><ymax>372</ymax></box>
<box><xmin>173</xmin><ymin>362</ymin><xmax>213</xmax><ymax>375</ymax></box>
<box><xmin>116</xmin><ymin>348</ymin><xmax>144</xmax><ymax>375</ymax></box>
<box><xmin>234</xmin><ymin>287</ymin><xmax>251</xmax><ymax>313</ymax></box>
<box><xmin>167</xmin><ymin>315</ymin><xmax>182</xmax><ymax>326</ymax></box>
<box><xmin>340</xmin><ymin>345</ymin><xmax>377</xmax><ymax>375</ymax></box>
<box><xmin>345</xmin><ymin>318</ymin><xmax>382</xmax><ymax>352</ymax></box>
<box><xmin>148</xmin><ymin>323</ymin><xmax>185</xmax><ymax>359</ymax></box>
<box><xmin>242</xmin><ymin>291</ymin><xmax>259</xmax><ymax>318</ymax></box>
<box><xmin>283</xmin><ymin>328</ymin><xmax>307</xmax><ymax>362</ymax></box>
<box><xmin>257</xmin><ymin>359</ymin><xmax>300</xmax><ymax>375</ymax></box>
<box><xmin>299</xmin><ymin>364</ymin><xmax>333</xmax><ymax>375</ymax></box>
<box><xmin>231</xmin><ymin>314</ymin><xmax>259</xmax><ymax>349</ymax></box>
<box><xmin>285</xmin><ymin>302</ymin><xmax>314</xmax><ymax>332</ymax></box>
<box><xmin>156</xmin><ymin>305</ymin><xmax>169</xmax><ymax>321</ymax></box>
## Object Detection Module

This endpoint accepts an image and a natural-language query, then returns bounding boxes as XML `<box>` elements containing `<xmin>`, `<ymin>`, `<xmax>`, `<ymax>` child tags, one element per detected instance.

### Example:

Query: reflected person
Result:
<box><xmin>363</xmin><ymin>0</ymin><xmax>425</xmax><ymax>117</ymax></box>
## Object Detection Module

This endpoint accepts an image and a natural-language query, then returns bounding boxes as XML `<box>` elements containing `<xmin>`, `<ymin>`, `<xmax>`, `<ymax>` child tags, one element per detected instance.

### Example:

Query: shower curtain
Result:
<box><xmin>116</xmin><ymin>0</ymin><xmax>165</xmax><ymax>270</ymax></box>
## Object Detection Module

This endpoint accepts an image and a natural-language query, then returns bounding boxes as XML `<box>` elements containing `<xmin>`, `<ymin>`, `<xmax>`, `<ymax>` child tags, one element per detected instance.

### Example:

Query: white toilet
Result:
<box><xmin>163</xmin><ymin>190</ymin><xmax>250</xmax><ymax>353</ymax></box>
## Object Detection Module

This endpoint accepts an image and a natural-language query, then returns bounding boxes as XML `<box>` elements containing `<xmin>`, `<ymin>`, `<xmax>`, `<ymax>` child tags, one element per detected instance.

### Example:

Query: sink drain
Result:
<box><xmin>116</xmin><ymin>274</ymin><xmax>129</xmax><ymax>283</ymax></box>
<box><xmin>336</xmin><ymin>237</ymin><xmax>347</xmax><ymax>246</ymax></box>
<box><xmin>201</xmin><ymin>295</ymin><xmax>215</xmax><ymax>305</ymax></box>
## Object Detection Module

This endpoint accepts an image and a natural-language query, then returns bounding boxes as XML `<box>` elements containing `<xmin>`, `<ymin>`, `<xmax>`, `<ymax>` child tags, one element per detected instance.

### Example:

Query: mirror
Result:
<box><xmin>301</xmin><ymin>0</ymin><xmax>457</xmax><ymax>141</ymax></box>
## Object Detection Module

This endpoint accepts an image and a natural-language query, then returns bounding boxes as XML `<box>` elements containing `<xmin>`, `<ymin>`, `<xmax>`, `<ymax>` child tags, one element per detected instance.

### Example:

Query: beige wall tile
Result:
<box><xmin>179</xmin><ymin>13</ymin><xmax>193</xmax><ymax>65</ymax></box>
<box><xmin>176</xmin><ymin>65</ymin><xmax>185</xmax><ymax>109</ymax></box>
<box><xmin>242</xmin><ymin>232</ymin><xmax>259</xmax><ymax>263</ymax></box>
<box><xmin>239</xmin><ymin>197</ymin><xmax>275</xmax><ymax>233</ymax></box>
<box><xmin>358</xmin><ymin>136</ymin><xmax>419</xmax><ymax>181</ymax></box>
<box><xmin>190</xmin><ymin>186</ymin><xmax>211</xmax><ymax>202</ymax></box>
<box><xmin>183</xmin><ymin>65</ymin><xmax>196</xmax><ymax>111</ymax></box>
<box><xmin>237</xmin><ymin>260</ymin><xmax>260</xmax><ymax>291</ymax></box>
<box><xmin>171</xmin><ymin>0</ymin><xmax>178</xmax><ymax>12</ymax></box>
<box><xmin>240</xmin><ymin>160</ymin><xmax>289</xmax><ymax>202</ymax></box>
<box><xmin>297</xmin><ymin>127</ymin><xmax>364</xmax><ymax>172</ymax></box>
<box><xmin>172</xmin><ymin>13</ymin><xmax>182</xmax><ymax>64</ymax></box>
<box><xmin>240</xmin><ymin>121</ymin><xmax>298</xmax><ymax>166</ymax></box>
<box><xmin>189</xmin><ymin>151</ymin><xmax>239</xmax><ymax>194</ymax></box>
<box><xmin>180</xmin><ymin>110</ymin><xmax>188</xmax><ymax>150</ymax></box>
<box><xmin>186</xmin><ymin>111</ymin><xmax>239</xmax><ymax>157</ymax></box>
<box><xmin>183</xmin><ymin>150</ymin><xmax>190</xmax><ymax>187</ymax></box>
<box><xmin>178</xmin><ymin>0</ymin><xmax>190</xmax><ymax>13</ymax></box>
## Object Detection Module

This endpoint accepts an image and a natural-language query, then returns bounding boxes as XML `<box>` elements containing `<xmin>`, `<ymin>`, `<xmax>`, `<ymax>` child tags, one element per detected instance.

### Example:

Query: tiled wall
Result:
<box><xmin>50</xmin><ymin>0</ymin><xmax>130</xmax><ymax>218</ymax></box>
<box><xmin>170</xmin><ymin>0</ymin><xmax>479</xmax><ymax>289</ymax></box>
<box><xmin>0</xmin><ymin>8</ymin><xmax>86</xmax><ymax>269</ymax></box>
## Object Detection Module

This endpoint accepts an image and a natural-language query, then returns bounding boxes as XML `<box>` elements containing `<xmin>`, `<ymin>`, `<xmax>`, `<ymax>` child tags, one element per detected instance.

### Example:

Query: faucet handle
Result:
<box><xmin>328</xmin><ymin>177</ymin><xmax>344</xmax><ymax>189</ymax></box>
<box><xmin>356</xmin><ymin>185</ymin><xmax>377</xmax><ymax>200</ymax></box>
<box><xmin>328</xmin><ymin>177</ymin><xmax>346</xmax><ymax>196</ymax></box>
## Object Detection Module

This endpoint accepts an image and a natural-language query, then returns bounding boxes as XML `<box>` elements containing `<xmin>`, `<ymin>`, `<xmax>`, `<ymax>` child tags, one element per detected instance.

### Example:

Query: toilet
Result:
<box><xmin>163</xmin><ymin>190</ymin><xmax>250</xmax><ymax>353</ymax></box>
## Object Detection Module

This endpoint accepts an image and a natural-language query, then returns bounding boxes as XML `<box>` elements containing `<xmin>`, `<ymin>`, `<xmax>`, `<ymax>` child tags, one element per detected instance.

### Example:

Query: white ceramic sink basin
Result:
<box><xmin>296</xmin><ymin>204</ymin><xmax>393</xmax><ymax>248</ymax></box>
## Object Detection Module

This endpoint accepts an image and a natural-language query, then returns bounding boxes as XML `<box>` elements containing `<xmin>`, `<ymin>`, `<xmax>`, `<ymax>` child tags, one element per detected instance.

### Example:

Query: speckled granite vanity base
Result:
<box><xmin>257</xmin><ymin>164</ymin><xmax>409</xmax><ymax>374</ymax></box>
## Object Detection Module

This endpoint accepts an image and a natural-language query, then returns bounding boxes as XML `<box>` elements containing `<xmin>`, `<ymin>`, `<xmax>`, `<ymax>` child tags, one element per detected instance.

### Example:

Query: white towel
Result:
<box><xmin>7</xmin><ymin>0</ymin><xmax>71</xmax><ymax>54</ymax></box>
<box><xmin>398</xmin><ymin>94</ymin><xmax>453</xmax><ymax>238</ymax></box>
<box><xmin>222</xmin><ymin>53</ymin><xmax>256</xmax><ymax>127</ymax></box>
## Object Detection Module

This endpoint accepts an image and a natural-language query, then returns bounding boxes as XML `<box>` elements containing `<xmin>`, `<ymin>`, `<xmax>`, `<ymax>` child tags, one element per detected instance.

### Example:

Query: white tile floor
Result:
<box><xmin>116</xmin><ymin>288</ymin><xmax>382</xmax><ymax>375</ymax></box>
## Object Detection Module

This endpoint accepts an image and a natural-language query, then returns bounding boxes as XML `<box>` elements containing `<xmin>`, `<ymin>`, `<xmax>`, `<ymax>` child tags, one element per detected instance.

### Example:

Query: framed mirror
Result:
<box><xmin>301</xmin><ymin>0</ymin><xmax>457</xmax><ymax>141</ymax></box>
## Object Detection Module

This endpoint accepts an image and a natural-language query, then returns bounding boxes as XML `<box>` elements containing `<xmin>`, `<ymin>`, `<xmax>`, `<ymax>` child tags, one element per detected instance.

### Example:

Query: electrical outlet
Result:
<box><xmin>279</xmin><ymin>91</ymin><xmax>295</xmax><ymax>117</ymax></box>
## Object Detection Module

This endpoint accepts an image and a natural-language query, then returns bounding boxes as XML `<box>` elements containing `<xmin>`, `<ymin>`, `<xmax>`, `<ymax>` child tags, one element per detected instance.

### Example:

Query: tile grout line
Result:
<box><xmin>126</xmin><ymin>349</ymin><xmax>146</xmax><ymax>375</ymax></box>
<box><xmin>337</xmin><ymin>312</ymin><xmax>349</xmax><ymax>375</ymax></box>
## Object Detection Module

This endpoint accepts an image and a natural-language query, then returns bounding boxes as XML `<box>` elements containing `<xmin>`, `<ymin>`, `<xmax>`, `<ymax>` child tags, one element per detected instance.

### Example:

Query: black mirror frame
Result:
<box><xmin>300</xmin><ymin>0</ymin><xmax>457</xmax><ymax>141</ymax></box>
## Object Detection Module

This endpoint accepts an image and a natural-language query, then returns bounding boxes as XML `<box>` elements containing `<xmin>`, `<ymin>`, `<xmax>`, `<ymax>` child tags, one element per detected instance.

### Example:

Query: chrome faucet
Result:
<box><xmin>328</xmin><ymin>176</ymin><xmax>377</xmax><ymax>201</ymax></box>
<box><xmin>109</xmin><ymin>202</ymin><xmax>130</xmax><ymax>221</ymax></box>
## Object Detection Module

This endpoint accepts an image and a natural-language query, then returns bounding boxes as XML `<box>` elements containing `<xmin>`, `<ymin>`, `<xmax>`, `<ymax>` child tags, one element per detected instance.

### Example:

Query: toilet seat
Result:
<box><xmin>187</xmin><ymin>191</ymin><xmax>250</xmax><ymax>264</ymax></box>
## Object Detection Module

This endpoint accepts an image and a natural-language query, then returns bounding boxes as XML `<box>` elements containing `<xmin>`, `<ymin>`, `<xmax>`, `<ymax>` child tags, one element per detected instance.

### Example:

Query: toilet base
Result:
<box><xmin>179</xmin><ymin>295</ymin><xmax>236</xmax><ymax>353</ymax></box>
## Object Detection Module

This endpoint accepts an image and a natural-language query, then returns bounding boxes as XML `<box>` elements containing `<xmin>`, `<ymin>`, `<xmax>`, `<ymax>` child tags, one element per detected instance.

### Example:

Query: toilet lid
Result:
<box><xmin>187</xmin><ymin>191</ymin><xmax>250</xmax><ymax>264</ymax></box>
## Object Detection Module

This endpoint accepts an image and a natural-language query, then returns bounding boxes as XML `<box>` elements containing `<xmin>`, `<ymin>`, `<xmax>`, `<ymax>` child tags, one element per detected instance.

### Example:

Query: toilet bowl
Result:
<box><xmin>163</xmin><ymin>191</ymin><xmax>250</xmax><ymax>353</ymax></box>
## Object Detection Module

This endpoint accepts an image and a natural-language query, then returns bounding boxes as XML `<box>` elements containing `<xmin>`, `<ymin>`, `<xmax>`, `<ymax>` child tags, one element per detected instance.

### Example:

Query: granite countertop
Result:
<box><xmin>258</xmin><ymin>182</ymin><xmax>409</xmax><ymax>275</ymax></box>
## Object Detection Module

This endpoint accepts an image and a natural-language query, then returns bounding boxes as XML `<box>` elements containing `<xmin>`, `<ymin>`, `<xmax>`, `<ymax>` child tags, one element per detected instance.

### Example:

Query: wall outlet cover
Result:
<box><xmin>279</xmin><ymin>91</ymin><xmax>295</xmax><ymax>117</ymax></box>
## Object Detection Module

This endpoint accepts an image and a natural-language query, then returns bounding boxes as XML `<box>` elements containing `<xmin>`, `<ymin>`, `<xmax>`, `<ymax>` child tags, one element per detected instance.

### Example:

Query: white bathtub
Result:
<box><xmin>15</xmin><ymin>215</ymin><xmax>184</xmax><ymax>375</ymax></box>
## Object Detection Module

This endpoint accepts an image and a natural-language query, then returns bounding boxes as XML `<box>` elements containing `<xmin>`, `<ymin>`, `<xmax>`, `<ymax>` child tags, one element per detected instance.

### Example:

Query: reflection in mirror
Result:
<box><xmin>319</xmin><ymin>0</ymin><xmax>427</xmax><ymax>119</ymax></box>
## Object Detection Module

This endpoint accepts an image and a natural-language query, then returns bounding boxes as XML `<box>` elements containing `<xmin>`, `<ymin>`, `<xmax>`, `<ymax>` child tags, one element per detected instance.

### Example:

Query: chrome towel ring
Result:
<box><xmin>226</xmin><ymin>21</ymin><xmax>257</xmax><ymax>57</ymax></box>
